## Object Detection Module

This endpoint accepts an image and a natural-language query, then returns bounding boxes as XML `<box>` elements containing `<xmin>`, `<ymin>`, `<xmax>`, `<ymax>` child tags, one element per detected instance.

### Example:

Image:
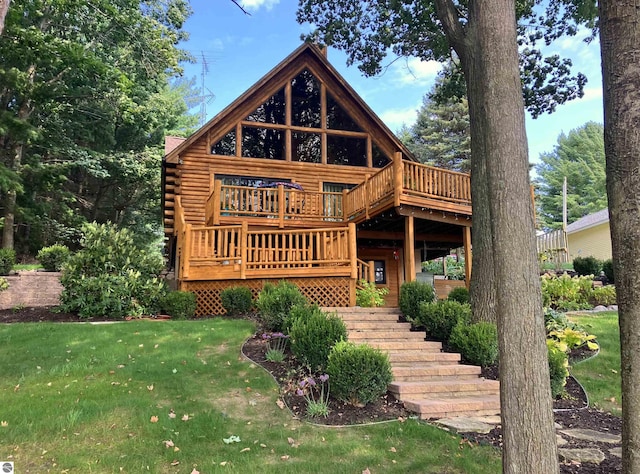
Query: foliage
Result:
<box><xmin>573</xmin><ymin>255</ymin><xmax>602</xmax><ymax>276</ymax></box>
<box><xmin>296</xmin><ymin>374</ymin><xmax>330</xmax><ymax>418</ymax></box>
<box><xmin>534</xmin><ymin>122</ymin><xmax>606</xmax><ymax>229</ymax></box>
<box><xmin>602</xmin><ymin>259</ymin><xmax>615</xmax><ymax>283</ymax></box>
<box><xmin>255</xmin><ymin>281</ymin><xmax>307</xmax><ymax>332</ymax></box>
<box><xmin>422</xmin><ymin>256</ymin><xmax>465</xmax><ymax>280</ymax></box>
<box><xmin>162</xmin><ymin>291</ymin><xmax>197</xmax><ymax>320</ymax></box>
<box><xmin>356</xmin><ymin>280</ymin><xmax>389</xmax><ymax>307</ymax></box>
<box><xmin>0</xmin><ymin>248</ymin><xmax>15</xmax><ymax>275</ymax></box>
<box><xmin>327</xmin><ymin>341</ymin><xmax>392</xmax><ymax>407</ymax></box>
<box><xmin>289</xmin><ymin>308</ymin><xmax>347</xmax><ymax>372</ymax></box>
<box><xmin>262</xmin><ymin>332</ymin><xmax>290</xmax><ymax>363</ymax></box>
<box><xmin>417</xmin><ymin>300</ymin><xmax>472</xmax><ymax>342</ymax></box>
<box><xmin>547</xmin><ymin>339</ymin><xmax>570</xmax><ymax>398</ymax></box>
<box><xmin>540</xmin><ymin>273</ymin><xmax>594</xmax><ymax>311</ymax></box>
<box><xmin>590</xmin><ymin>286</ymin><xmax>617</xmax><ymax>307</ymax></box>
<box><xmin>0</xmin><ymin>277</ymin><xmax>8</xmax><ymax>292</ymax></box>
<box><xmin>59</xmin><ymin>222</ymin><xmax>166</xmax><ymax>318</ymax></box>
<box><xmin>548</xmin><ymin>326</ymin><xmax>599</xmax><ymax>353</ymax></box>
<box><xmin>36</xmin><ymin>244</ymin><xmax>70</xmax><ymax>271</ymax></box>
<box><xmin>220</xmin><ymin>286</ymin><xmax>253</xmax><ymax>316</ymax></box>
<box><xmin>399</xmin><ymin>281</ymin><xmax>436</xmax><ymax>323</ymax></box>
<box><xmin>447</xmin><ymin>286</ymin><xmax>470</xmax><ymax>305</ymax></box>
<box><xmin>449</xmin><ymin>322</ymin><xmax>499</xmax><ymax>368</ymax></box>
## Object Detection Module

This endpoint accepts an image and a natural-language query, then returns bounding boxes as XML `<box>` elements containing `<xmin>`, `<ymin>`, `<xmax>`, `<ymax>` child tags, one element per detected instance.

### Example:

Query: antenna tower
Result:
<box><xmin>198</xmin><ymin>51</ymin><xmax>216</xmax><ymax>126</ymax></box>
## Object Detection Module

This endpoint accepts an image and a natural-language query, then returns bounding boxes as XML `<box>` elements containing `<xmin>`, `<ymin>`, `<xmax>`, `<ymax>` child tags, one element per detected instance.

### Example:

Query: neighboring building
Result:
<box><xmin>566</xmin><ymin>208</ymin><xmax>611</xmax><ymax>261</ymax></box>
<box><xmin>162</xmin><ymin>44</ymin><xmax>473</xmax><ymax>315</ymax></box>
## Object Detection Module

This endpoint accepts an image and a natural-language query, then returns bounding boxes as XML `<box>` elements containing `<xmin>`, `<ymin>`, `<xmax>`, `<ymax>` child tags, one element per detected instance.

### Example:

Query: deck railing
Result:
<box><xmin>343</xmin><ymin>164</ymin><xmax>395</xmax><ymax>219</ymax></box>
<box><xmin>536</xmin><ymin>228</ymin><xmax>569</xmax><ymax>263</ymax></box>
<box><xmin>356</xmin><ymin>258</ymin><xmax>375</xmax><ymax>284</ymax></box>
<box><xmin>180</xmin><ymin>222</ymin><xmax>357</xmax><ymax>280</ymax></box>
<box><xmin>402</xmin><ymin>161</ymin><xmax>471</xmax><ymax>204</ymax></box>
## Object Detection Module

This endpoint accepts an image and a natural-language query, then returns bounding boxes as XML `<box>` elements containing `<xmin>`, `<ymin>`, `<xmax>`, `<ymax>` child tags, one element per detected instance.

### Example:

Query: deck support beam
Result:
<box><xmin>463</xmin><ymin>226</ymin><xmax>472</xmax><ymax>289</ymax></box>
<box><xmin>404</xmin><ymin>215</ymin><xmax>416</xmax><ymax>283</ymax></box>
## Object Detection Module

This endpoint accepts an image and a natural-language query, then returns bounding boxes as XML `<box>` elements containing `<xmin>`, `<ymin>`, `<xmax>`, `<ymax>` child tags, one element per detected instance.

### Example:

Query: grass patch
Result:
<box><xmin>569</xmin><ymin>311</ymin><xmax>621</xmax><ymax>415</ymax></box>
<box><xmin>0</xmin><ymin>319</ymin><xmax>501</xmax><ymax>473</ymax></box>
<box><xmin>12</xmin><ymin>264</ymin><xmax>43</xmax><ymax>271</ymax></box>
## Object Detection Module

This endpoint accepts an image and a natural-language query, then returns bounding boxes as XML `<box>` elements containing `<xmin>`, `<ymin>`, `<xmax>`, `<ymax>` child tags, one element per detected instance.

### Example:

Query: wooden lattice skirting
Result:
<box><xmin>180</xmin><ymin>277</ymin><xmax>352</xmax><ymax>316</ymax></box>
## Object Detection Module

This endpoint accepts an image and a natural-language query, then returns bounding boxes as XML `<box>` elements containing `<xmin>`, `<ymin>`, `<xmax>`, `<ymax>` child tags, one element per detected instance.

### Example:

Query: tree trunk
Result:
<box><xmin>465</xmin><ymin>0</ymin><xmax>558</xmax><ymax>471</ymax></box>
<box><xmin>0</xmin><ymin>0</ymin><xmax>10</xmax><ymax>35</ymax></box>
<box><xmin>599</xmin><ymin>2</ymin><xmax>640</xmax><ymax>471</ymax></box>
<box><xmin>2</xmin><ymin>142</ymin><xmax>21</xmax><ymax>250</ymax></box>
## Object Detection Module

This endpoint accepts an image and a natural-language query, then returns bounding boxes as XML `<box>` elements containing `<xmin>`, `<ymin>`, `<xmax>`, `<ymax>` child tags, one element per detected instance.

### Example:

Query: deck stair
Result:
<box><xmin>324</xmin><ymin>307</ymin><xmax>501</xmax><ymax>419</ymax></box>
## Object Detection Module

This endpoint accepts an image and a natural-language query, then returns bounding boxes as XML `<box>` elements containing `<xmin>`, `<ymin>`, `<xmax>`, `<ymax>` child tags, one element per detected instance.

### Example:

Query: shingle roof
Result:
<box><xmin>566</xmin><ymin>208</ymin><xmax>609</xmax><ymax>234</ymax></box>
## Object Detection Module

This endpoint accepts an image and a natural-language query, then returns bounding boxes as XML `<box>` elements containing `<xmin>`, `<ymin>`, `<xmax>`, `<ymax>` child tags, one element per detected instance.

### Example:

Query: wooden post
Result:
<box><xmin>341</xmin><ymin>188</ymin><xmax>349</xmax><ymax>221</ymax></box>
<box><xmin>278</xmin><ymin>184</ymin><xmax>285</xmax><ymax>228</ymax></box>
<box><xmin>404</xmin><ymin>215</ymin><xmax>416</xmax><ymax>282</ymax></box>
<box><xmin>349</xmin><ymin>278</ymin><xmax>356</xmax><ymax>307</ymax></box>
<box><xmin>182</xmin><ymin>224</ymin><xmax>192</xmax><ymax>279</ymax></box>
<box><xmin>212</xmin><ymin>180</ymin><xmax>222</xmax><ymax>225</ymax></box>
<box><xmin>393</xmin><ymin>152</ymin><xmax>403</xmax><ymax>207</ymax></box>
<box><xmin>240</xmin><ymin>221</ymin><xmax>248</xmax><ymax>279</ymax></box>
<box><xmin>364</xmin><ymin>174</ymin><xmax>370</xmax><ymax>220</ymax></box>
<box><xmin>463</xmin><ymin>226</ymin><xmax>472</xmax><ymax>289</ymax></box>
<box><xmin>349</xmin><ymin>222</ymin><xmax>357</xmax><ymax>279</ymax></box>
<box><xmin>368</xmin><ymin>260</ymin><xmax>375</xmax><ymax>283</ymax></box>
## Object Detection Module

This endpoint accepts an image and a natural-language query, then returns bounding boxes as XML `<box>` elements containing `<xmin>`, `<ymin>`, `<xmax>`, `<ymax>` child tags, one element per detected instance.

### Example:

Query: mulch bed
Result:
<box><xmin>1</xmin><ymin>306</ymin><xmax>623</xmax><ymax>472</ymax></box>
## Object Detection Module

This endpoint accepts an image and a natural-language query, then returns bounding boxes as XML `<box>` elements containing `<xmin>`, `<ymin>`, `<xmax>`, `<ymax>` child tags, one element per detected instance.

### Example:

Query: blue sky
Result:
<box><xmin>179</xmin><ymin>0</ymin><xmax>604</xmax><ymax>163</ymax></box>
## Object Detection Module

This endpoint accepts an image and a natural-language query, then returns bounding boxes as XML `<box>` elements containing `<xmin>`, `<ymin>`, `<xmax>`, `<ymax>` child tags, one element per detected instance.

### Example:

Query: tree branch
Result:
<box><xmin>231</xmin><ymin>0</ymin><xmax>251</xmax><ymax>16</ymax></box>
<box><xmin>433</xmin><ymin>0</ymin><xmax>467</xmax><ymax>56</ymax></box>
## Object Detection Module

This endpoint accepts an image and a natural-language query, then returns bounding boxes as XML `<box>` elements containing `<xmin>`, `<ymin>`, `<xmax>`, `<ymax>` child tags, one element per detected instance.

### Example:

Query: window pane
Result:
<box><xmin>372</xmin><ymin>142</ymin><xmax>391</xmax><ymax>168</ymax></box>
<box><xmin>245</xmin><ymin>88</ymin><xmax>286</xmax><ymax>124</ymax></box>
<box><xmin>292</xmin><ymin>132</ymin><xmax>321</xmax><ymax>163</ymax></box>
<box><xmin>327</xmin><ymin>135</ymin><xmax>367</xmax><ymax>166</ymax></box>
<box><xmin>291</xmin><ymin>70</ymin><xmax>321</xmax><ymax>128</ymax></box>
<box><xmin>211</xmin><ymin>129</ymin><xmax>236</xmax><ymax>155</ymax></box>
<box><xmin>374</xmin><ymin>260</ymin><xmax>386</xmax><ymax>284</ymax></box>
<box><xmin>242</xmin><ymin>126</ymin><xmax>285</xmax><ymax>160</ymax></box>
<box><xmin>327</xmin><ymin>92</ymin><xmax>362</xmax><ymax>131</ymax></box>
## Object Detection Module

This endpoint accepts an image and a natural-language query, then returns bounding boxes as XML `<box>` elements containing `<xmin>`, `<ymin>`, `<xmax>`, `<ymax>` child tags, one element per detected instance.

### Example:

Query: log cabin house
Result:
<box><xmin>162</xmin><ymin>44</ymin><xmax>472</xmax><ymax>316</ymax></box>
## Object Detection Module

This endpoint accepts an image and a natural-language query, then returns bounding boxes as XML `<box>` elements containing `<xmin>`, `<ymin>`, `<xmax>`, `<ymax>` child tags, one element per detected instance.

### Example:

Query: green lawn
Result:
<box><xmin>569</xmin><ymin>311</ymin><xmax>621</xmax><ymax>415</ymax></box>
<box><xmin>0</xmin><ymin>319</ymin><xmax>501</xmax><ymax>473</ymax></box>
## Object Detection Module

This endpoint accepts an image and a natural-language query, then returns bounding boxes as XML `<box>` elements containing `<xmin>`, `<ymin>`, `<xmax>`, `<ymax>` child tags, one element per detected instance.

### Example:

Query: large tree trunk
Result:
<box><xmin>0</xmin><ymin>0</ymin><xmax>9</xmax><ymax>35</ymax></box>
<box><xmin>599</xmin><ymin>2</ymin><xmax>640</xmax><ymax>471</ymax></box>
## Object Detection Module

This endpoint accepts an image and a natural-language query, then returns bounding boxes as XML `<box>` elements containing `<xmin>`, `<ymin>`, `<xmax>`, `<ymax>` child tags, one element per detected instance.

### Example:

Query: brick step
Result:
<box><xmin>324</xmin><ymin>307</ymin><xmax>401</xmax><ymax>315</ymax></box>
<box><xmin>391</xmin><ymin>364</ymin><xmax>482</xmax><ymax>381</ymax></box>
<box><xmin>403</xmin><ymin>396</ymin><xmax>501</xmax><ymax>420</ymax></box>
<box><xmin>344</xmin><ymin>321</ymin><xmax>412</xmax><ymax>331</ymax></box>
<box><xmin>339</xmin><ymin>314</ymin><xmax>402</xmax><ymax>323</ymax></box>
<box><xmin>389</xmin><ymin>379</ymin><xmax>500</xmax><ymax>398</ymax></box>
<box><xmin>347</xmin><ymin>331</ymin><xmax>426</xmax><ymax>341</ymax></box>
<box><xmin>360</xmin><ymin>340</ymin><xmax>443</xmax><ymax>351</ymax></box>
<box><xmin>388</xmin><ymin>351</ymin><xmax>461</xmax><ymax>364</ymax></box>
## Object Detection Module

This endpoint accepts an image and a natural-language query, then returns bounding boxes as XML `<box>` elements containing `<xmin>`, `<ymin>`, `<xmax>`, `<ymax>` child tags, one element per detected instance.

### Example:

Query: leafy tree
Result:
<box><xmin>599</xmin><ymin>2</ymin><xmax>640</xmax><ymax>471</ymax></box>
<box><xmin>535</xmin><ymin>122</ymin><xmax>606</xmax><ymax>229</ymax></box>
<box><xmin>297</xmin><ymin>1</ymin><xmax>597</xmax><ymax>471</ymax></box>
<box><xmin>400</xmin><ymin>64</ymin><xmax>471</xmax><ymax>172</ymax></box>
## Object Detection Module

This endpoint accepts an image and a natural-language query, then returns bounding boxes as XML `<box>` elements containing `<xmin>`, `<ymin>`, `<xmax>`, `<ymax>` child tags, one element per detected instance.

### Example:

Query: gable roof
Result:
<box><xmin>164</xmin><ymin>43</ymin><xmax>415</xmax><ymax>164</ymax></box>
<box><xmin>566</xmin><ymin>208</ymin><xmax>609</xmax><ymax>234</ymax></box>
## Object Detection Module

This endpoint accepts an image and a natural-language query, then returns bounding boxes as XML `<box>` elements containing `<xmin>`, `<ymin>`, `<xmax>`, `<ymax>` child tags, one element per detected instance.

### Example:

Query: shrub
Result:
<box><xmin>162</xmin><ymin>291</ymin><xmax>197</xmax><ymax>320</ymax></box>
<box><xmin>0</xmin><ymin>248</ymin><xmax>16</xmax><ymax>275</ymax></box>
<box><xmin>289</xmin><ymin>307</ymin><xmax>347</xmax><ymax>371</ymax></box>
<box><xmin>416</xmin><ymin>300</ymin><xmax>471</xmax><ymax>342</ymax></box>
<box><xmin>255</xmin><ymin>281</ymin><xmax>307</xmax><ymax>332</ymax></box>
<box><xmin>327</xmin><ymin>341</ymin><xmax>392</xmax><ymax>406</ymax></box>
<box><xmin>449</xmin><ymin>322</ymin><xmax>498</xmax><ymax>367</ymax></box>
<box><xmin>60</xmin><ymin>222</ymin><xmax>166</xmax><ymax>318</ymax></box>
<box><xmin>0</xmin><ymin>277</ymin><xmax>8</xmax><ymax>292</ymax></box>
<box><xmin>356</xmin><ymin>280</ymin><xmax>389</xmax><ymax>307</ymax></box>
<box><xmin>37</xmin><ymin>244</ymin><xmax>70</xmax><ymax>271</ymax></box>
<box><xmin>547</xmin><ymin>340</ymin><xmax>569</xmax><ymax>398</ymax></box>
<box><xmin>602</xmin><ymin>259</ymin><xmax>614</xmax><ymax>283</ymax></box>
<box><xmin>220</xmin><ymin>286</ymin><xmax>253</xmax><ymax>315</ymax></box>
<box><xmin>590</xmin><ymin>286</ymin><xmax>617</xmax><ymax>306</ymax></box>
<box><xmin>573</xmin><ymin>256</ymin><xmax>601</xmax><ymax>276</ymax></box>
<box><xmin>447</xmin><ymin>286</ymin><xmax>470</xmax><ymax>304</ymax></box>
<box><xmin>540</xmin><ymin>273</ymin><xmax>593</xmax><ymax>311</ymax></box>
<box><xmin>399</xmin><ymin>281</ymin><xmax>436</xmax><ymax>324</ymax></box>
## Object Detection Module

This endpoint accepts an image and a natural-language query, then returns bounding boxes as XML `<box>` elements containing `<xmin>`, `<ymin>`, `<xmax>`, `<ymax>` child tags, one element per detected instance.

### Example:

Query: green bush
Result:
<box><xmin>0</xmin><ymin>277</ymin><xmax>8</xmax><ymax>292</ymax></box>
<box><xmin>289</xmin><ymin>307</ymin><xmax>347</xmax><ymax>371</ymax></box>
<box><xmin>0</xmin><ymin>248</ymin><xmax>16</xmax><ymax>275</ymax></box>
<box><xmin>220</xmin><ymin>286</ymin><xmax>253</xmax><ymax>315</ymax></box>
<box><xmin>60</xmin><ymin>222</ymin><xmax>166</xmax><ymax>318</ymax></box>
<box><xmin>547</xmin><ymin>340</ymin><xmax>569</xmax><ymax>398</ymax></box>
<box><xmin>327</xmin><ymin>341</ymin><xmax>393</xmax><ymax>406</ymax></box>
<box><xmin>36</xmin><ymin>244</ymin><xmax>70</xmax><ymax>271</ymax></box>
<box><xmin>399</xmin><ymin>281</ymin><xmax>436</xmax><ymax>324</ymax></box>
<box><xmin>163</xmin><ymin>291</ymin><xmax>197</xmax><ymax>320</ymax></box>
<box><xmin>356</xmin><ymin>280</ymin><xmax>389</xmax><ymax>307</ymax></box>
<box><xmin>590</xmin><ymin>286</ymin><xmax>617</xmax><ymax>306</ymax></box>
<box><xmin>447</xmin><ymin>286</ymin><xmax>470</xmax><ymax>304</ymax></box>
<box><xmin>449</xmin><ymin>322</ymin><xmax>498</xmax><ymax>367</ymax></box>
<box><xmin>573</xmin><ymin>256</ymin><xmax>601</xmax><ymax>276</ymax></box>
<box><xmin>602</xmin><ymin>259</ymin><xmax>614</xmax><ymax>283</ymax></box>
<box><xmin>255</xmin><ymin>281</ymin><xmax>307</xmax><ymax>332</ymax></box>
<box><xmin>540</xmin><ymin>273</ymin><xmax>593</xmax><ymax>311</ymax></box>
<box><xmin>417</xmin><ymin>300</ymin><xmax>471</xmax><ymax>342</ymax></box>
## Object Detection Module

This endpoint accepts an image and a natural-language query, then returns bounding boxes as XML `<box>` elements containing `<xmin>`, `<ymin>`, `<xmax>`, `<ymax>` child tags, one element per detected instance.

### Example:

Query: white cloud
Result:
<box><xmin>579</xmin><ymin>87</ymin><xmax>603</xmax><ymax>102</ymax></box>
<box><xmin>241</xmin><ymin>0</ymin><xmax>280</xmax><ymax>12</ymax></box>
<box><xmin>379</xmin><ymin>104</ymin><xmax>421</xmax><ymax>132</ymax></box>
<box><xmin>392</xmin><ymin>57</ymin><xmax>441</xmax><ymax>86</ymax></box>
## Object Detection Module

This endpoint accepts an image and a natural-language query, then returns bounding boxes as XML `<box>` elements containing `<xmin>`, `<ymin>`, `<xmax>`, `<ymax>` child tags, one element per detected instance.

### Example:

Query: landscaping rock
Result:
<box><xmin>434</xmin><ymin>417</ymin><xmax>494</xmax><ymax>434</ymax></box>
<box><xmin>556</xmin><ymin>434</ymin><xmax>568</xmax><ymax>446</ymax></box>
<box><xmin>559</xmin><ymin>428</ymin><xmax>621</xmax><ymax>444</ymax></box>
<box><xmin>558</xmin><ymin>448</ymin><xmax>606</xmax><ymax>465</ymax></box>
<box><xmin>607</xmin><ymin>305</ymin><xmax>618</xmax><ymax>311</ymax></box>
<box><xmin>593</xmin><ymin>305</ymin><xmax>608</xmax><ymax>312</ymax></box>
<box><xmin>609</xmin><ymin>447</ymin><xmax>622</xmax><ymax>458</ymax></box>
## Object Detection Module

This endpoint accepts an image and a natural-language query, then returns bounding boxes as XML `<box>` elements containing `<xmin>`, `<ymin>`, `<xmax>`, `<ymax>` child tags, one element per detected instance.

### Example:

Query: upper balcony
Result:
<box><xmin>204</xmin><ymin>159</ymin><xmax>472</xmax><ymax>228</ymax></box>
